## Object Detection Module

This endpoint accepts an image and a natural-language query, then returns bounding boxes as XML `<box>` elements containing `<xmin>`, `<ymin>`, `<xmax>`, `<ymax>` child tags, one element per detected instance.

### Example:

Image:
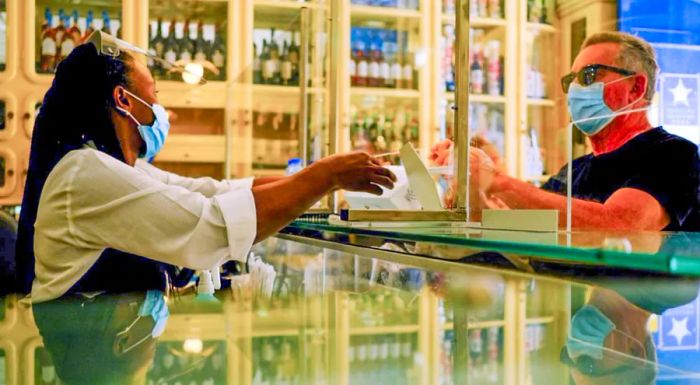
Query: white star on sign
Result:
<box><xmin>670</xmin><ymin>79</ymin><xmax>692</xmax><ymax>107</ymax></box>
<box><xmin>668</xmin><ymin>316</ymin><xmax>691</xmax><ymax>345</ymax></box>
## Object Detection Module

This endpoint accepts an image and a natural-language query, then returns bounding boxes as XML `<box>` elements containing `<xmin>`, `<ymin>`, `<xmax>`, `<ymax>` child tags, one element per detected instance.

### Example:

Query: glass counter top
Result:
<box><xmin>282</xmin><ymin>218</ymin><xmax>700</xmax><ymax>277</ymax></box>
<box><xmin>2</xmin><ymin>236</ymin><xmax>700</xmax><ymax>384</ymax></box>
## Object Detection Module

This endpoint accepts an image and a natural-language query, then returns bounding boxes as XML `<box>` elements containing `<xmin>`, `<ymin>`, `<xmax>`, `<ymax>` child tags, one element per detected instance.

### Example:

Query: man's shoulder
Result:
<box><xmin>644</xmin><ymin>127</ymin><xmax>698</xmax><ymax>156</ymax></box>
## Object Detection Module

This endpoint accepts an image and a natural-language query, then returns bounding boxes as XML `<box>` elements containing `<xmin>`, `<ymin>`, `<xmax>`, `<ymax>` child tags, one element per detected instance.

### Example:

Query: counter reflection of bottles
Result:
<box><xmin>437</xmin><ymin>328</ymin><xmax>503</xmax><ymax>385</ymax></box>
<box><xmin>349</xmin><ymin>334</ymin><xmax>417</xmax><ymax>385</ymax></box>
<box><xmin>252</xmin><ymin>337</ymin><xmax>299</xmax><ymax>385</ymax></box>
<box><xmin>350</xmin><ymin>290</ymin><xmax>419</xmax><ymax>327</ymax></box>
<box><xmin>350</xmin><ymin>0</ymin><xmax>419</xmax><ymax>10</ymax></box>
<box><xmin>38</xmin><ymin>8</ymin><xmax>121</xmax><ymax>74</ymax></box>
<box><xmin>146</xmin><ymin>341</ymin><xmax>227</xmax><ymax>385</ymax></box>
<box><xmin>350</xmin><ymin>104</ymin><xmax>419</xmax><ymax>163</ymax></box>
<box><xmin>350</xmin><ymin>27</ymin><xmax>415</xmax><ymax>90</ymax></box>
<box><xmin>253</xmin><ymin>28</ymin><xmax>300</xmax><ymax>86</ymax></box>
<box><xmin>148</xmin><ymin>19</ymin><xmax>227</xmax><ymax>81</ymax></box>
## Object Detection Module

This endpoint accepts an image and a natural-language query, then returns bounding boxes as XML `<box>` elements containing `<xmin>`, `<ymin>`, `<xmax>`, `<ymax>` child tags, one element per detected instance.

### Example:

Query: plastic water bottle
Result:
<box><xmin>285</xmin><ymin>158</ymin><xmax>303</xmax><ymax>175</ymax></box>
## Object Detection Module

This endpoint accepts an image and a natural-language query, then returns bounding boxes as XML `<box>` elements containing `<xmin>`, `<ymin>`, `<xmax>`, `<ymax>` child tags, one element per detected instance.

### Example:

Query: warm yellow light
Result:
<box><xmin>182</xmin><ymin>63</ymin><xmax>204</xmax><ymax>85</ymax></box>
<box><xmin>183</xmin><ymin>338</ymin><xmax>203</xmax><ymax>354</ymax></box>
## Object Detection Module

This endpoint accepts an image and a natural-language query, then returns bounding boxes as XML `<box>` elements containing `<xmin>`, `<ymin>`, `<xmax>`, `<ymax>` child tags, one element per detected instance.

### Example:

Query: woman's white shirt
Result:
<box><xmin>31</xmin><ymin>148</ymin><xmax>257</xmax><ymax>303</ymax></box>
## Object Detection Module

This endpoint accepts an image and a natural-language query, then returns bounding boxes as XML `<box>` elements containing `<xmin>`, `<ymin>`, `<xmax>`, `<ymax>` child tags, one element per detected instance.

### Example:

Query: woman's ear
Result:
<box><xmin>113</xmin><ymin>86</ymin><xmax>131</xmax><ymax>113</ymax></box>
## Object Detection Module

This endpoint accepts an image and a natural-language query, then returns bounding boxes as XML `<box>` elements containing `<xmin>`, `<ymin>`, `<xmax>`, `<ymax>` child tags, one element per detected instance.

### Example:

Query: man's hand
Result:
<box><xmin>318</xmin><ymin>152</ymin><xmax>397</xmax><ymax>195</ymax></box>
<box><xmin>442</xmin><ymin>148</ymin><xmax>498</xmax><ymax>210</ymax></box>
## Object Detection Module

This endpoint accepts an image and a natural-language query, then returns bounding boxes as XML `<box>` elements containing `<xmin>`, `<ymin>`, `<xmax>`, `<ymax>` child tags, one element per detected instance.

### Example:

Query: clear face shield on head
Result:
<box><xmin>85</xmin><ymin>30</ymin><xmax>207</xmax><ymax>85</ymax></box>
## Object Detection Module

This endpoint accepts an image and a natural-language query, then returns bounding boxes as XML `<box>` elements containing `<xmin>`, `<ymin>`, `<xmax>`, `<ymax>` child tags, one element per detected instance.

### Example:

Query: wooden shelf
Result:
<box><xmin>351</xmin><ymin>5</ymin><xmax>422</xmax><ymax>21</ymax></box>
<box><xmin>254</xmin><ymin>0</ymin><xmax>321</xmax><ymax>10</ymax></box>
<box><xmin>351</xmin><ymin>87</ymin><xmax>421</xmax><ymax>99</ymax></box>
<box><xmin>443</xmin><ymin>319</ymin><xmax>506</xmax><ymax>330</ymax></box>
<box><xmin>526</xmin><ymin>98</ymin><xmax>557</xmax><ymax>107</ymax></box>
<box><xmin>253</xmin><ymin>84</ymin><xmax>326</xmax><ymax>94</ymax></box>
<box><xmin>350</xmin><ymin>324</ymin><xmax>420</xmax><ymax>335</ymax></box>
<box><xmin>156</xmin><ymin>134</ymin><xmax>226</xmax><ymax>163</ymax></box>
<box><xmin>445</xmin><ymin>92</ymin><xmax>507</xmax><ymax>104</ymax></box>
<box><xmin>527</xmin><ymin>22</ymin><xmax>557</xmax><ymax>34</ymax></box>
<box><xmin>252</xmin><ymin>168</ymin><xmax>286</xmax><ymax>177</ymax></box>
<box><xmin>441</xmin><ymin>15</ymin><xmax>507</xmax><ymax>29</ymax></box>
<box><xmin>525</xmin><ymin>316</ymin><xmax>556</xmax><ymax>325</ymax></box>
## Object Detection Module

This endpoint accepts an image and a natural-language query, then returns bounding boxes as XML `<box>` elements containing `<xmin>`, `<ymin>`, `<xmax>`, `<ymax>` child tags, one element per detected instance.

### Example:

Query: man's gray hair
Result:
<box><xmin>582</xmin><ymin>31</ymin><xmax>658</xmax><ymax>101</ymax></box>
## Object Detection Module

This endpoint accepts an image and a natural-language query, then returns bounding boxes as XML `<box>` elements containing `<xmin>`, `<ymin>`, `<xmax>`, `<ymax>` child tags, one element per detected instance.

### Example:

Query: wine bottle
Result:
<box><xmin>39</xmin><ymin>8</ymin><xmax>56</xmax><ymax>73</ymax></box>
<box><xmin>269</xmin><ymin>29</ymin><xmax>281</xmax><ymax>85</ymax></box>
<box><xmin>58</xmin><ymin>13</ymin><xmax>76</xmax><ymax>62</ymax></box>
<box><xmin>253</xmin><ymin>42</ymin><xmax>262</xmax><ymax>84</ymax></box>
<box><xmin>179</xmin><ymin>19</ymin><xmax>194</xmax><ymax>64</ymax></box>
<box><xmin>260</xmin><ymin>39</ymin><xmax>272</xmax><ymax>84</ymax></box>
<box><xmin>210</xmin><ymin>23</ymin><xmax>226</xmax><ymax>80</ymax></box>
<box><xmin>163</xmin><ymin>19</ymin><xmax>179</xmax><ymax>79</ymax></box>
<box><xmin>100</xmin><ymin>10</ymin><xmax>111</xmax><ymax>35</ymax></box>
<box><xmin>280</xmin><ymin>40</ymin><xmax>292</xmax><ymax>86</ymax></box>
<box><xmin>401</xmin><ymin>53</ymin><xmax>414</xmax><ymax>90</ymax></box>
<box><xmin>150</xmin><ymin>18</ymin><xmax>166</xmax><ymax>76</ymax></box>
<box><xmin>82</xmin><ymin>10</ymin><xmax>94</xmax><ymax>42</ymax></box>
<box><xmin>194</xmin><ymin>20</ymin><xmax>208</xmax><ymax>63</ymax></box>
<box><xmin>288</xmin><ymin>33</ymin><xmax>300</xmax><ymax>86</ymax></box>
<box><xmin>470</xmin><ymin>51</ymin><xmax>484</xmax><ymax>94</ymax></box>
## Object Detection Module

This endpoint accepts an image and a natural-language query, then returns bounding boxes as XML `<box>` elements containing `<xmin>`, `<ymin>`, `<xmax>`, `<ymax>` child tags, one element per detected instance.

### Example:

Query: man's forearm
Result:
<box><xmin>489</xmin><ymin>174</ymin><xmax>634</xmax><ymax>230</ymax></box>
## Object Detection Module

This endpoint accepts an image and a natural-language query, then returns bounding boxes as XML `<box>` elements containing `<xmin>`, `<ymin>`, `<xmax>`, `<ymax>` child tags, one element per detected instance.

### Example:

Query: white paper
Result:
<box><xmin>400</xmin><ymin>143</ymin><xmax>444</xmax><ymax>211</ymax></box>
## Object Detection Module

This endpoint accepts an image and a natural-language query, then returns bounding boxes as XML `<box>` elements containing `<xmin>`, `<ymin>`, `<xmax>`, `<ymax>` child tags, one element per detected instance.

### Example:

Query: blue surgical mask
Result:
<box><xmin>116</xmin><ymin>89</ymin><xmax>170</xmax><ymax>160</ymax></box>
<box><xmin>567</xmin><ymin>304</ymin><xmax>616</xmax><ymax>360</ymax></box>
<box><xmin>567</xmin><ymin>76</ymin><xmax>639</xmax><ymax>136</ymax></box>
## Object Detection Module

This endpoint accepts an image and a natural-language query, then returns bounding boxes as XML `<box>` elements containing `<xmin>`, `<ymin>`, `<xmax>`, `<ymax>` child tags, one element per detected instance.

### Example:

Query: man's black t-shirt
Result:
<box><xmin>541</xmin><ymin>127</ymin><xmax>700</xmax><ymax>231</ymax></box>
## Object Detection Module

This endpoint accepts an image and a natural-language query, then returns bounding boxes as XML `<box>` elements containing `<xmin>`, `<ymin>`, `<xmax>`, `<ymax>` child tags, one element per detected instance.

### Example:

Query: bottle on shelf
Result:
<box><xmin>260</xmin><ymin>39</ymin><xmax>273</xmax><ymax>84</ymax></box>
<box><xmin>268</xmin><ymin>28</ymin><xmax>282</xmax><ymax>85</ymax></box>
<box><xmin>54</xmin><ymin>9</ymin><xmax>67</xmax><ymax>62</ymax></box>
<box><xmin>486</xmin><ymin>40</ymin><xmax>501</xmax><ymax>96</ymax></box>
<box><xmin>380</xmin><ymin>35</ymin><xmax>391</xmax><ymax>88</ymax></box>
<box><xmin>470</xmin><ymin>50</ymin><xmax>485</xmax><ymax>94</ymax></box>
<box><xmin>355</xmin><ymin>40</ymin><xmax>368</xmax><ymax>87</ymax></box>
<box><xmin>179</xmin><ymin>19</ymin><xmax>195</xmax><ymax>65</ymax></box>
<box><xmin>468</xmin><ymin>329</ymin><xmax>484</xmax><ymax>381</ymax></box>
<box><xmin>280</xmin><ymin>41</ymin><xmax>293</xmax><ymax>86</ymax></box>
<box><xmin>210</xmin><ymin>23</ymin><xmax>226</xmax><ymax>80</ymax></box>
<box><xmin>82</xmin><ymin>10</ymin><xmax>95</xmax><ymax>42</ymax></box>
<box><xmin>100</xmin><ymin>10</ymin><xmax>111</xmax><ymax>36</ymax></box>
<box><xmin>540</xmin><ymin>0</ymin><xmax>549</xmax><ymax>24</ymax></box>
<box><xmin>401</xmin><ymin>53</ymin><xmax>414</xmax><ymax>90</ymax></box>
<box><xmin>443</xmin><ymin>0</ymin><xmax>456</xmax><ymax>14</ymax></box>
<box><xmin>489</xmin><ymin>0</ymin><xmax>502</xmax><ymax>18</ymax></box>
<box><xmin>253</xmin><ymin>42</ymin><xmax>262</xmax><ymax>84</ymax></box>
<box><xmin>39</xmin><ymin>8</ymin><xmax>57</xmax><ymax>73</ymax></box>
<box><xmin>61</xmin><ymin>10</ymin><xmax>80</xmax><ymax>61</ymax></box>
<box><xmin>486</xmin><ymin>327</ymin><xmax>500</xmax><ymax>383</ymax></box>
<box><xmin>163</xmin><ymin>19</ymin><xmax>179</xmax><ymax>79</ymax></box>
<box><xmin>470</xmin><ymin>0</ymin><xmax>479</xmax><ymax>17</ymax></box>
<box><xmin>194</xmin><ymin>20</ymin><xmax>208</xmax><ymax>64</ymax></box>
<box><xmin>149</xmin><ymin>18</ymin><xmax>166</xmax><ymax>76</ymax></box>
<box><xmin>478</xmin><ymin>0</ymin><xmax>488</xmax><ymax>17</ymax></box>
<box><xmin>288</xmin><ymin>33</ymin><xmax>300</xmax><ymax>86</ymax></box>
<box><xmin>367</xmin><ymin>36</ymin><xmax>381</xmax><ymax>88</ymax></box>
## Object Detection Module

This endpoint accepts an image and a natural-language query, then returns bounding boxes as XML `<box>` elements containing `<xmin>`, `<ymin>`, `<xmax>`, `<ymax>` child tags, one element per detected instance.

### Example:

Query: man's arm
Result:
<box><xmin>489</xmin><ymin>174</ymin><xmax>670</xmax><ymax>231</ymax></box>
<box><xmin>253</xmin><ymin>176</ymin><xmax>285</xmax><ymax>187</ymax></box>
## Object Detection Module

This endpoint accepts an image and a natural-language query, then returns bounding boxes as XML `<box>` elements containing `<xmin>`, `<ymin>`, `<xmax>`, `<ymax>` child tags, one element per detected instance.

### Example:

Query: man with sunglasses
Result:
<box><xmin>432</xmin><ymin>31</ymin><xmax>700</xmax><ymax>231</ymax></box>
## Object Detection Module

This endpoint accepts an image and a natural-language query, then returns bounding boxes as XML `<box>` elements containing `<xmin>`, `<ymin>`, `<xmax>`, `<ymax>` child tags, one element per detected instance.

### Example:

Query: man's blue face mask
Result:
<box><xmin>567</xmin><ymin>75</ymin><xmax>644</xmax><ymax>136</ymax></box>
<box><xmin>115</xmin><ymin>89</ymin><xmax>170</xmax><ymax>161</ymax></box>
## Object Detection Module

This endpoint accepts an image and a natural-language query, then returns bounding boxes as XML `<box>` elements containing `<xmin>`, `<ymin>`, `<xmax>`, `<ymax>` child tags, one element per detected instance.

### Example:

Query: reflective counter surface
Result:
<box><xmin>2</xmin><ymin>235</ymin><xmax>700</xmax><ymax>385</ymax></box>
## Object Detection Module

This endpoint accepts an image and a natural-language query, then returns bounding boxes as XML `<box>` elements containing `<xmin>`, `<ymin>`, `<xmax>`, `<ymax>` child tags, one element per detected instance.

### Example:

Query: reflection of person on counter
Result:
<box><xmin>432</xmin><ymin>32</ymin><xmax>700</xmax><ymax>231</ymax></box>
<box><xmin>33</xmin><ymin>293</ymin><xmax>163</xmax><ymax>385</ymax></box>
<box><xmin>14</xmin><ymin>42</ymin><xmax>395</xmax><ymax>302</ymax></box>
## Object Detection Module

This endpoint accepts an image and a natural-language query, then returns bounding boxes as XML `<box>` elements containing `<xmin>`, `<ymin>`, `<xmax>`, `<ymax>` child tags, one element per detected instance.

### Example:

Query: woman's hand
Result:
<box><xmin>318</xmin><ymin>152</ymin><xmax>397</xmax><ymax>195</ymax></box>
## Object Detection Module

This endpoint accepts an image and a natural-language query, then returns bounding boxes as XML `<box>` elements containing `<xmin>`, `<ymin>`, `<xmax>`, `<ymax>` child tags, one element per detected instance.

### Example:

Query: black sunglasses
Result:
<box><xmin>561</xmin><ymin>64</ymin><xmax>636</xmax><ymax>93</ymax></box>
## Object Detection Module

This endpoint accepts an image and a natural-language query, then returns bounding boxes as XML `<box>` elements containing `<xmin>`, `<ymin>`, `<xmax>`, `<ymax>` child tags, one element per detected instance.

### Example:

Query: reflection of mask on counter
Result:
<box><xmin>567</xmin><ymin>304</ymin><xmax>616</xmax><ymax>360</ymax></box>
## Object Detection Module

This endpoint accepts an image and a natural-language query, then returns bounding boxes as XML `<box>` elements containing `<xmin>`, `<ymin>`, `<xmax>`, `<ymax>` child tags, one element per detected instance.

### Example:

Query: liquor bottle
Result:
<box><xmin>486</xmin><ymin>40</ymin><xmax>501</xmax><ymax>96</ymax></box>
<box><xmin>288</xmin><ymin>34</ymin><xmax>300</xmax><ymax>86</ymax></box>
<box><xmin>252</xmin><ymin>42</ymin><xmax>262</xmax><ymax>84</ymax></box>
<box><xmin>487</xmin><ymin>328</ymin><xmax>499</xmax><ymax>383</ymax></box>
<box><xmin>280</xmin><ymin>41</ymin><xmax>293</xmax><ymax>86</ymax></box>
<box><xmin>210</xmin><ymin>24</ymin><xmax>226</xmax><ymax>80</ymax></box>
<box><xmin>179</xmin><ymin>20</ymin><xmax>195</xmax><ymax>64</ymax></box>
<box><xmin>150</xmin><ymin>18</ymin><xmax>166</xmax><ymax>76</ymax></box>
<box><xmin>163</xmin><ymin>19</ymin><xmax>179</xmax><ymax>79</ymax></box>
<box><xmin>355</xmin><ymin>40</ymin><xmax>368</xmax><ymax>87</ymax></box>
<box><xmin>268</xmin><ymin>29</ymin><xmax>281</xmax><ymax>85</ymax></box>
<box><xmin>478</xmin><ymin>0</ymin><xmax>488</xmax><ymax>17</ymax></box>
<box><xmin>367</xmin><ymin>37</ymin><xmax>381</xmax><ymax>88</ymax></box>
<box><xmin>59</xmin><ymin>12</ymin><xmax>77</xmax><ymax>62</ymax></box>
<box><xmin>390</xmin><ymin>52</ymin><xmax>402</xmax><ymax>89</ymax></box>
<box><xmin>401</xmin><ymin>53</ymin><xmax>414</xmax><ymax>90</ymax></box>
<box><xmin>470</xmin><ymin>0</ymin><xmax>479</xmax><ymax>17</ymax></box>
<box><xmin>350</xmin><ymin>30</ymin><xmax>359</xmax><ymax>87</ymax></box>
<box><xmin>260</xmin><ymin>39</ymin><xmax>273</xmax><ymax>84</ymax></box>
<box><xmin>400</xmin><ymin>335</ymin><xmax>413</xmax><ymax>384</ymax></box>
<box><xmin>470</xmin><ymin>51</ymin><xmax>484</xmax><ymax>94</ymax></box>
<box><xmin>82</xmin><ymin>10</ymin><xmax>95</xmax><ymax>42</ymax></box>
<box><xmin>54</xmin><ymin>9</ymin><xmax>66</xmax><ymax>57</ymax></box>
<box><xmin>380</xmin><ymin>37</ymin><xmax>391</xmax><ymax>88</ymax></box>
<box><xmin>100</xmin><ymin>11</ymin><xmax>111</xmax><ymax>35</ymax></box>
<box><xmin>540</xmin><ymin>0</ymin><xmax>549</xmax><ymax>24</ymax></box>
<box><xmin>489</xmin><ymin>0</ymin><xmax>502</xmax><ymax>18</ymax></box>
<box><xmin>194</xmin><ymin>20</ymin><xmax>208</xmax><ymax>63</ymax></box>
<box><xmin>469</xmin><ymin>329</ymin><xmax>484</xmax><ymax>381</ymax></box>
<box><xmin>39</xmin><ymin>8</ymin><xmax>56</xmax><ymax>73</ymax></box>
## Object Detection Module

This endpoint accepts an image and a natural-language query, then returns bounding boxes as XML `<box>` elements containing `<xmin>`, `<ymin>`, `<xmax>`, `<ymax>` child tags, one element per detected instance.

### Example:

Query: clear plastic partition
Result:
<box><xmin>232</xmin><ymin>3</ymin><xmax>331</xmax><ymax>183</ymax></box>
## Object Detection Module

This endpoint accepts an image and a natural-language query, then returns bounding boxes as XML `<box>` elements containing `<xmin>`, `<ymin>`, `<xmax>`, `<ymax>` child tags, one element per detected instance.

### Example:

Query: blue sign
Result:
<box><xmin>660</xmin><ymin>74</ymin><xmax>699</xmax><ymax>128</ymax></box>
<box><xmin>657</xmin><ymin>295</ymin><xmax>700</xmax><ymax>351</ymax></box>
